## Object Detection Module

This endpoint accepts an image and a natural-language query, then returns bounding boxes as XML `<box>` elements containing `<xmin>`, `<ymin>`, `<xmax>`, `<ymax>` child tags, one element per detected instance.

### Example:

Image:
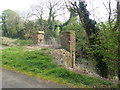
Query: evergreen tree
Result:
<box><xmin>70</xmin><ymin>1</ymin><xmax>108</xmax><ymax>78</ymax></box>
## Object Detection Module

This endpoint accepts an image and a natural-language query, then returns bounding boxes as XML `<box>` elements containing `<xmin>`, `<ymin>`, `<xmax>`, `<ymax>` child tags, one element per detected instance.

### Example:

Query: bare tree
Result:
<box><xmin>20</xmin><ymin>11</ymin><xmax>32</xmax><ymax>22</ymax></box>
<box><xmin>30</xmin><ymin>4</ymin><xmax>46</xmax><ymax>31</ymax></box>
<box><xmin>30</xmin><ymin>4</ymin><xmax>44</xmax><ymax>20</ymax></box>
<box><xmin>47</xmin><ymin>0</ymin><xmax>64</xmax><ymax>30</ymax></box>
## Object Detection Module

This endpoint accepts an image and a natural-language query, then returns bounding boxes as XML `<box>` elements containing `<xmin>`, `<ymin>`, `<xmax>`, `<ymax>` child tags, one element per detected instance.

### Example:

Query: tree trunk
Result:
<box><xmin>117</xmin><ymin>1</ymin><xmax>120</xmax><ymax>82</ymax></box>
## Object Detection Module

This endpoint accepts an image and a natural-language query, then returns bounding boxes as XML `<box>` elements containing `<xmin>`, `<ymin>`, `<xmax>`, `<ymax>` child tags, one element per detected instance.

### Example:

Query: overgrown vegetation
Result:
<box><xmin>61</xmin><ymin>1</ymin><xmax>119</xmax><ymax>79</ymax></box>
<box><xmin>1</xmin><ymin>0</ymin><xmax>119</xmax><ymax>87</ymax></box>
<box><xmin>2</xmin><ymin>47</ymin><xmax>114</xmax><ymax>88</ymax></box>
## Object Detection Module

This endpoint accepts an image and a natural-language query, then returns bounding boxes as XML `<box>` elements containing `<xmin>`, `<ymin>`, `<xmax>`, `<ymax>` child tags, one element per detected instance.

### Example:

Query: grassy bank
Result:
<box><xmin>2</xmin><ymin>47</ymin><xmax>115</xmax><ymax>88</ymax></box>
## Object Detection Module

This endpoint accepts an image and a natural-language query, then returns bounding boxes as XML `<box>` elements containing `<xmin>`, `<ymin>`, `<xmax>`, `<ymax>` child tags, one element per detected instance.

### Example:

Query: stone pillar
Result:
<box><xmin>33</xmin><ymin>31</ymin><xmax>44</xmax><ymax>44</ymax></box>
<box><xmin>61</xmin><ymin>31</ymin><xmax>76</xmax><ymax>68</ymax></box>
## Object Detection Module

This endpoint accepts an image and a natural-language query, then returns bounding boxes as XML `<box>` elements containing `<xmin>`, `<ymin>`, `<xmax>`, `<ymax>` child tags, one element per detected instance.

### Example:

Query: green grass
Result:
<box><xmin>13</xmin><ymin>39</ymin><xmax>33</xmax><ymax>46</ymax></box>
<box><xmin>2</xmin><ymin>47</ymin><xmax>114</xmax><ymax>88</ymax></box>
<box><xmin>1</xmin><ymin>37</ymin><xmax>33</xmax><ymax>47</ymax></box>
<box><xmin>112</xmin><ymin>84</ymin><xmax>120</xmax><ymax>88</ymax></box>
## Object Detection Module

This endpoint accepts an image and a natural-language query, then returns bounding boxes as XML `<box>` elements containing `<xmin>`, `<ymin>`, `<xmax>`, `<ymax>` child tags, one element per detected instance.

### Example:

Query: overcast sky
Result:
<box><xmin>0</xmin><ymin>0</ymin><xmax>39</xmax><ymax>12</ymax></box>
<box><xmin>0</xmin><ymin>0</ymin><xmax>117</xmax><ymax>22</ymax></box>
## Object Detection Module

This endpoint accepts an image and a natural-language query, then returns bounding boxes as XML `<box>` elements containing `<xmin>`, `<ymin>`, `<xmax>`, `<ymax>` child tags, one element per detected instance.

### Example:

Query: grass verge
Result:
<box><xmin>2</xmin><ymin>47</ymin><xmax>115</xmax><ymax>88</ymax></box>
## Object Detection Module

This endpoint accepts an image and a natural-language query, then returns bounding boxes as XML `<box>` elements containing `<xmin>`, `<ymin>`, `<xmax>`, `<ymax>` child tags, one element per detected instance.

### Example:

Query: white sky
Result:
<box><xmin>0</xmin><ymin>0</ymin><xmax>40</xmax><ymax>12</ymax></box>
<box><xmin>0</xmin><ymin>0</ymin><xmax>117</xmax><ymax>22</ymax></box>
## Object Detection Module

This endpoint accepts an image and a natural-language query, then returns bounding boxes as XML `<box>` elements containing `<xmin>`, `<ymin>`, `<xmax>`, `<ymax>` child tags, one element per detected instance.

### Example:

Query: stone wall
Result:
<box><xmin>52</xmin><ymin>49</ymin><xmax>72</xmax><ymax>67</ymax></box>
